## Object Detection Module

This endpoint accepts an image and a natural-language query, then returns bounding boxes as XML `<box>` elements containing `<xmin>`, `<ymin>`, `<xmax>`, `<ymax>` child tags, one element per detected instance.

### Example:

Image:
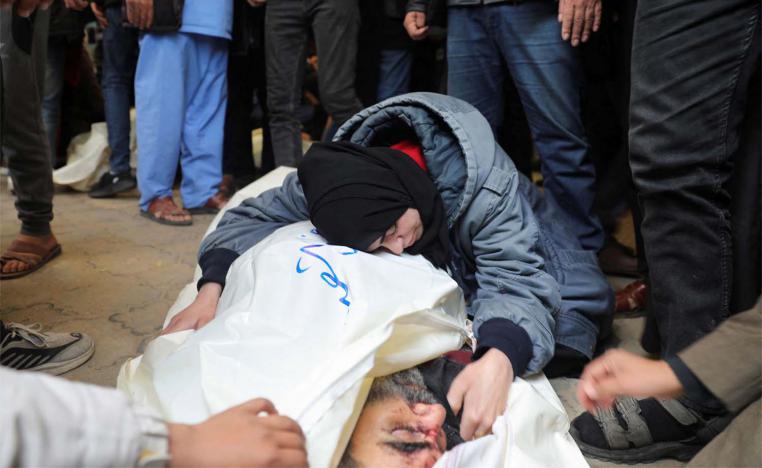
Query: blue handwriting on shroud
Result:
<box><xmin>296</xmin><ymin>244</ymin><xmax>357</xmax><ymax>307</ymax></box>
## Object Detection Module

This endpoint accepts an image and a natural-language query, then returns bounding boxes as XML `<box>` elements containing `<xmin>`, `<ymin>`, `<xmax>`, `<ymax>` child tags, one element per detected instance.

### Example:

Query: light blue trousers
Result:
<box><xmin>135</xmin><ymin>32</ymin><xmax>228</xmax><ymax>211</ymax></box>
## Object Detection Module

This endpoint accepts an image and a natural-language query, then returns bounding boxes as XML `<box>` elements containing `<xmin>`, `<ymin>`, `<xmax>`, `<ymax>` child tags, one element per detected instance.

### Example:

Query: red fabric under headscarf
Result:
<box><xmin>391</xmin><ymin>140</ymin><xmax>428</xmax><ymax>172</ymax></box>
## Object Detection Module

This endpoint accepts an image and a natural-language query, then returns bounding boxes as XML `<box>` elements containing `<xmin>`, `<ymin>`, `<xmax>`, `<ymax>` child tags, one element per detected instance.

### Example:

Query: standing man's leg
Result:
<box><xmin>0</xmin><ymin>7</ymin><xmax>61</xmax><ymax>279</ymax></box>
<box><xmin>40</xmin><ymin>36</ymin><xmax>65</xmax><ymax>167</ymax></box>
<box><xmin>630</xmin><ymin>0</ymin><xmax>760</xmax><ymax>363</ymax></box>
<box><xmin>89</xmin><ymin>4</ymin><xmax>138</xmax><ymax>198</ymax></box>
<box><xmin>497</xmin><ymin>1</ymin><xmax>603</xmax><ymax>253</ymax></box>
<box><xmin>181</xmin><ymin>35</ymin><xmax>229</xmax><ymax>212</ymax></box>
<box><xmin>445</xmin><ymin>6</ymin><xmax>505</xmax><ymax>133</ymax></box>
<box><xmin>311</xmin><ymin>0</ymin><xmax>363</xmax><ymax>137</ymax></box>
<box><xmin>265</xmin><ymin>0</ymin><xmax>308</xmax><ymax>168</ymax></box>
<box><xmin>376</xmin><ymin>48</ymin><xmax>413</xmax><ymax>102</ymax></box>
<box><xmin>134</xmin><ymin>32</ymin><xmax>190</xmax><ymax>224</ymax></box>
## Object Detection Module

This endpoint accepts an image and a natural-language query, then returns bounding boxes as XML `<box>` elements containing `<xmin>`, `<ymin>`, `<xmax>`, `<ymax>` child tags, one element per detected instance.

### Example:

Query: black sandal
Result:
<box><xmin>570</xmin><ymin>397</ymin><xmax>732</xmax><ymax>464</ymax></box>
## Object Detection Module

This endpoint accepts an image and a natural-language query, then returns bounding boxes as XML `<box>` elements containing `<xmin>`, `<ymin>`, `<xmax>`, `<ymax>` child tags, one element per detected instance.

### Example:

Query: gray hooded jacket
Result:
<box><xmin>198</xmin><ymin>93</ymin><xmax>613</xmax><ymax>375</ymax></box>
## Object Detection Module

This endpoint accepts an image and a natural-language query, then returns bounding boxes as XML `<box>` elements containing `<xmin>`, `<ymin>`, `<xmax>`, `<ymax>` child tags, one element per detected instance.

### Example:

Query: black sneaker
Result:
<box><xmin>0</xmin><ymin>322</ymin><xmax>95</xmax><ymax>375</ymax></box>
<box><xmin>88</xmin><ymin>170</ymin><xmax>137</xmax><ymax>198</ymax></box>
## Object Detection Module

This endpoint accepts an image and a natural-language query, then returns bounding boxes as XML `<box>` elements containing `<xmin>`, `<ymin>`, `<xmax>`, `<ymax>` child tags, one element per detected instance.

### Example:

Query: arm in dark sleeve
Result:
<box><xmin>197</xmin><ymin>172</ymin><xmax>310</xmax><ymax>289</ymax></box>
<box><xmin>406</xmin><ymin>0</ymin><xmax>429</xmax><ymax>13</ymax></box>
<box><xmin>473</xmin><ymin>318</ymin><xmax>533</xmax><ymax>377</ymax></box>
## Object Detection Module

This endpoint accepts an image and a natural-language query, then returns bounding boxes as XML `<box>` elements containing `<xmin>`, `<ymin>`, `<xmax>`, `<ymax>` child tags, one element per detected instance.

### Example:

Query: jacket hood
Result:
<box><xmin>334</xmin><ymin>92</ymin><xmax>497</xmax><ymax>226</ymax></box>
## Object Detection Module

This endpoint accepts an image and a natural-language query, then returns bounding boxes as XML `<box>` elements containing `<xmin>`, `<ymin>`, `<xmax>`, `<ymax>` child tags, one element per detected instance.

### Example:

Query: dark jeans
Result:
<box><xmin>224</xmin><ymin>46</ymin><xmax>273</xmax><ymax>181</ymax></box>
<box><xmin>377</xmin><ymin>48</ymin><xmax>412</xmax><ymax>102</ymax></box>
<box><xmin>0</xmin><ymin>7</ymin><xmax>54</xmax><ymax>236</ymax></box>
<box><xmin>265</xmin><ymin>0</ymin><xmax>362</xmax><ymax>167</ymax></box>
<box><xmin>447</xmin><ymin>3</ymin><xmax>603</xmax><ymax>252</ymax></box>
<box><xmin>102</xmin><ymin>6</ymin><xmax>138</xmax><ymax>175</ymax></box>
<box><xmin>41</xmin><ymin>36</ymin><xmax>65</xmax><ymax>167</ymax></box>
<box><xmin>629</xmin><ymin>0</ymin><xmax>761</xmax><ymax>374</ymax></box>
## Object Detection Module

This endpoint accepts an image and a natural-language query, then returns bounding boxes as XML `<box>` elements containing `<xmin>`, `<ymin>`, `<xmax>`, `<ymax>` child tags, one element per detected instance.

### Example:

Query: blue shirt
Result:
<box><xmin>180</xmin><ymin>0</ymin><xmax>233</xmax><ymax>40</ymax></box>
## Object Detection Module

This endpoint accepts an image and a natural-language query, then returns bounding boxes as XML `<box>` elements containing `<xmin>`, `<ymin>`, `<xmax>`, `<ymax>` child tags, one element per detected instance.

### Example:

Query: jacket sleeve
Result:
<box><xmin>197</xmin><ymin>172</ymin><xmax>310</xmax><ymax>289</ymax></box>
<box><xmin>0</xmin><ymin>367</ymin><xmax>169</xmax><ymax>468</ymax></box>
<box><xmin>677</xmin><ymin>299</ymin><xmax>762</xmax><ymax>413</ymax></box>
<box><xmin>465</xmin><ymin>170</ymin><xmax>561</xmax><ymax>375</ymax></box>
<box><xmin>406</xmin><ymin>0</ymin><xmax>429</xmax><ymax>12</ymax></box>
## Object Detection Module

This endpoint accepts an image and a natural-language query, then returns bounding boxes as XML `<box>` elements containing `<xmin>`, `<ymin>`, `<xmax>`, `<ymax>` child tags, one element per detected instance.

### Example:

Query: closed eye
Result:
<box><xmin>384</xmin><ymin>441</ymin><xmax>433</xmax><ymax>454</ymax></box>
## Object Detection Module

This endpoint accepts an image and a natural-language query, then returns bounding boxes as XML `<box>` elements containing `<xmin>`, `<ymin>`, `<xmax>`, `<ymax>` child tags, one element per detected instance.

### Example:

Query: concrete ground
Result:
<box><xmin>0</xmin><ymin>180</ymin><xmax>682</xmax><ymax>468</ymax></box>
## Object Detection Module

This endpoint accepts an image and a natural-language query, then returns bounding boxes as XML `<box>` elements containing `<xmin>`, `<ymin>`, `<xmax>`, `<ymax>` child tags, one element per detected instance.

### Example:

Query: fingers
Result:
<box><xmin>571</xmin><ymin>4</ymin><xmax>584</xmax><ymax>46</ymax></box>
<box><xmin>560</xmin><ymin>0</ymin><xmax>573</xmax><ymax>42</ymax></box>
<box><xmin>275</xmin><ymin>448</ymin><xmax>309</xmax><ymax>467</ymax></box>
<box><xmin>16</xmin><ymin>0</ymin><xmax>39</xmax><ymax>16</ymax></box>
<box><xmin>144</xmin><ymin>0</ymin><xmax>153</xmax><ymax>29</ymax></box>
<box><xmin>260</xmin><ymin>415</ymin><xmax>305</xmax><ymax>437</ymax></box>
<box><xmin>240</xmin><ymin>397</ymin><xmax>278</xmax><ymax>416</ymax></box>
<box><xmin>582</xmin><ymin>2</ymin><xmax>594</xmax><ymax>43</ymax></box>
<box><xmin>414</xmin><ymin>12</ymin><xmax>425</xmax><ymax>28</ymax></box>
<box><xmin>459</xmin><ymin>410</ymin><xmax>478</xmax><ymax>441</ymax></box>
<box><xmin>126</xmin><ymin>2</ymin><xmax>138</xmax><ymax>27</ymax></box>
<box><xmin>272</xmin><ymin>430</ymin><xmax>307</xmax><ymax>450</ymax></box>
<box><xmin>446</xmin><ymin>375</ymin><xmax>466</xmax><ymax>416</ymax></box>
<box><xmin>160</xmin><ymin>314</ymin><xmax>187</xmax><ymax>334</ymax></box>
<box><xmin>593</xmin><ymin>1</ymin><xmax>602</xmax><ymax>32</ymax></box>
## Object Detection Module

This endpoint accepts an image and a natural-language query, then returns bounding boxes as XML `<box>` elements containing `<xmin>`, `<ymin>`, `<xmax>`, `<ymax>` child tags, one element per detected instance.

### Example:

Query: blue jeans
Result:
<box><xmin>102</xmin><ymin>6</ymin><xmax>138</xmax><ymax>175</ymax></box>
<box><xmin>377</xmin><ymin>48</ymin><xmax>412</xmax><ymax>102</ymax></box>
<box><xmin>447</xmin><ymin>3</ymin><xmax>603</xmax><ymax>252</ymax></box>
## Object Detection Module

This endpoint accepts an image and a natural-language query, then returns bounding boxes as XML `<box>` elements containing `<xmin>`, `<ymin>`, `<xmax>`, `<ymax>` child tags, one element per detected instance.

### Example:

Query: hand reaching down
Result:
<box><xmin>168</xmin><ymin>398</ymin><xmax>308</xmax><ymax>468</ymax></box>
<box><xmin>447</xmin><ymin>348</ymin><xmax>513</xmax><ymax>440</ymax></box>
<box><xmin>576</xmin><ymin>349</ymin><xmax>684</xmax><ymax>413</ymax></box>
<box><xmin>162</xmin><ymin>282</ymin><xmax>222</xmax><ymax>334</ymax></box>
<box><xmin>558</xmin><ymin>0</ymin><xmax>602</xmax><ymax>47</ymax></box>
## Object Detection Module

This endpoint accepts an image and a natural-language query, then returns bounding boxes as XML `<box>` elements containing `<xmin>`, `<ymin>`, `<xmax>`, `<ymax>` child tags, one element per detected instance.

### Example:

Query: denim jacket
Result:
<box><xmin>198</xmin><ymin>93</ymin><xmax>612</xmax><ymax>375</ymax></box>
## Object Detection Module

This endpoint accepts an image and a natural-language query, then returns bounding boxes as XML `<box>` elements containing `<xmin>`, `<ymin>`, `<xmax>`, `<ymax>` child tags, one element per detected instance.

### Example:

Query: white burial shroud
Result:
<box><xmin>118</xmin><ymin>167</ymin><xmax>589</xmax><ymax>468</ymax></box>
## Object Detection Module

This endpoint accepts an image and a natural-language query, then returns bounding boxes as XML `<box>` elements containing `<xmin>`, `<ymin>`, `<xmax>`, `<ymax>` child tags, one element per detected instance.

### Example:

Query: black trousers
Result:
<box><xmin>629</xmin><ymin>0</ymin><xmax>761</xmax><ymax>372</ymax></box>
<box><xmin>265</xmin><ymin>0</ymin><xmax>363</xmax><ymax>168</ymax></box>
<box><xmin>0</xmin><ymin>7</ymin><xmax>53</xmax><ymax>236</ymax></box>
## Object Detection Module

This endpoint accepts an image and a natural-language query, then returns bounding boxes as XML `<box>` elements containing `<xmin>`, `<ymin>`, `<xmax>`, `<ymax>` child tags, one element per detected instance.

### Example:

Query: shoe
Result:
<box><xmin>219</xmin><ymin>174</ymin><xmax>236</xmax><ymax>198</ymax></box>
<box><xmin>88</xmin><ymin>170</ymin><xmax>137</xmax><ymax>198</ymax></box>
<box><xmin>187</xmin><ymin>191</ymin><xmax>229</xmax><ymax>214</ymax></box>
<box><xmin>615</xmin><ymin>280</ymin><xmax>648</xmax><ymax>314</ymax></box>
<box><xmin>570</xmin><ymin>397</ymin><xmax>731</xmax><ymax>464</ymax></box>
<box><xmin>598</xmin><ymin>236</ymin><xmax>639</xmax><ymax>278</ymax></box>
<box><xmin>0</xmin><ymin>322</ymin><xmax>95</xmax><ymax>375</ymax></box>
<box><xmin>140</xmin><ymin>196</ymin><xmax>193</xmax><ymax>226</ymax></box>
<box><xmin>0</xmin><ymin>235</ymin><xmax>61</xmax><ymax>280</ymax></box>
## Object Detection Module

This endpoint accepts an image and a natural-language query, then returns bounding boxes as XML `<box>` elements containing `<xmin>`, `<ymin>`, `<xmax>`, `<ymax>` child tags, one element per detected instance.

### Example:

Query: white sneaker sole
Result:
<box><xmin>33</xmin><ymin>339</ymin><xmax>96</xmax><ymax>376</ymax></box>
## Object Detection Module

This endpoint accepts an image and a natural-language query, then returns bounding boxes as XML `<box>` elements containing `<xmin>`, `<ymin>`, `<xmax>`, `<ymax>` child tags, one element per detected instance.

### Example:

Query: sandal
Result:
<box><xmin>140</xmin><ymin>196</ymin><xmax>193</xmax><ymax>226</ymax></box>
<box><xmin>187</xmin><ymin>191</ymin><xmax>229</xmax><ymax>215</ymax></box>
<box><xmin>570</xmin><ymin>397</ymin><xmax>732</xmax><ymax>464</ymax></box>
<box><xmin>0</xmin><ymin>238</ymin><xmax>62</xmax><ymax>280</ymax></box>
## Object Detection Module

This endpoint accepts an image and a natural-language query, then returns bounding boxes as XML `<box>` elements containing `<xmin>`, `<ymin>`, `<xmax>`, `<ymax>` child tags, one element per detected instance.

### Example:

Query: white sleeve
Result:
<box><xmin>0</xmin><ymin>367</ymin><xmax>169</xmax><ymax>468</ymax></box>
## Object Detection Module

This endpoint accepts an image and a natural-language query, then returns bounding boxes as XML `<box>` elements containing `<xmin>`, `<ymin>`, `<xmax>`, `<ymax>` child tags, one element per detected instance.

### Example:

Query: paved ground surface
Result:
<box><xmin>0</xmin><ymin>180</ymin><xmax>682</xmax><ymax>468</ymax></box>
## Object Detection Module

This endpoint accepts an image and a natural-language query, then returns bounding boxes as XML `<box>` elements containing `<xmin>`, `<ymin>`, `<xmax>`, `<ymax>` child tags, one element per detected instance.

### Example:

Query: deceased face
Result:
<box><xmin>340</xmin><ymin>368</ymin><xmax>448</xmax><ymax>468</ymax></box>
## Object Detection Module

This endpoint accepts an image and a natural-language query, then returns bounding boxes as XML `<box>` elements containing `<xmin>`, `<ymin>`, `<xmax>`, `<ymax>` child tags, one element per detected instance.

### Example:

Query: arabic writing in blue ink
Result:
<box><xmin>296</xmin><ymin>244</ymin><xmax>357</xmax><ymax>307</ymax></box>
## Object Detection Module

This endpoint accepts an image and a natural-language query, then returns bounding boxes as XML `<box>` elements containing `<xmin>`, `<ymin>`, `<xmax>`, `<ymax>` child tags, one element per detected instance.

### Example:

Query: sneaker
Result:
<box><xmin>88</xmin><ymin>170</ymin><xmax>137</xmax><ymax>198</ymax></box>
<box><xmin>0</xmin><ymin>322</ymin><xmax>95</xmax><ymax>375</ymax></box>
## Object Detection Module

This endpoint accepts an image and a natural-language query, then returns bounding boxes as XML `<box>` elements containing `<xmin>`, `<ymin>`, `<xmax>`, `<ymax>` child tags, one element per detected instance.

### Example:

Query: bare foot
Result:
<box><xmin>1</xmin><ymin>233</ymin><xmax>59</xmax><ymax>275</ymax></box>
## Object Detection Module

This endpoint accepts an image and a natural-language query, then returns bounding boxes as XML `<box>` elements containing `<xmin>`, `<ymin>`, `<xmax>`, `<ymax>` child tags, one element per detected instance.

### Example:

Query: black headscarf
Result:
<box><xmin>298</xmin><ymin>141</ymin><xmax>450</xmax><ymax>269</ymax></box>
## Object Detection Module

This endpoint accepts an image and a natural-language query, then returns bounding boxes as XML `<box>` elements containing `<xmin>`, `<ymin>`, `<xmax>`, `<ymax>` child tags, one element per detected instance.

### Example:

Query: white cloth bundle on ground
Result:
<box><xmin>118</xmin><ymin>168</ymin><xmax>588</xmax><ymax>468</ymax></box>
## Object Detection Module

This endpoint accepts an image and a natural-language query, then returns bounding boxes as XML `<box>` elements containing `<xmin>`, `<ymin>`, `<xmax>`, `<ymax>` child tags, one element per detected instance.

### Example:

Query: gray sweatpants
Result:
<box><xmin>0</xmin><ymin>6</ymin><xmax>54</xmax><ymax>235</ymax></box>
<box><xmin>265</xmin><ymin>0</ymin><xmax>363</xmax><ymax>168</ymax></box>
